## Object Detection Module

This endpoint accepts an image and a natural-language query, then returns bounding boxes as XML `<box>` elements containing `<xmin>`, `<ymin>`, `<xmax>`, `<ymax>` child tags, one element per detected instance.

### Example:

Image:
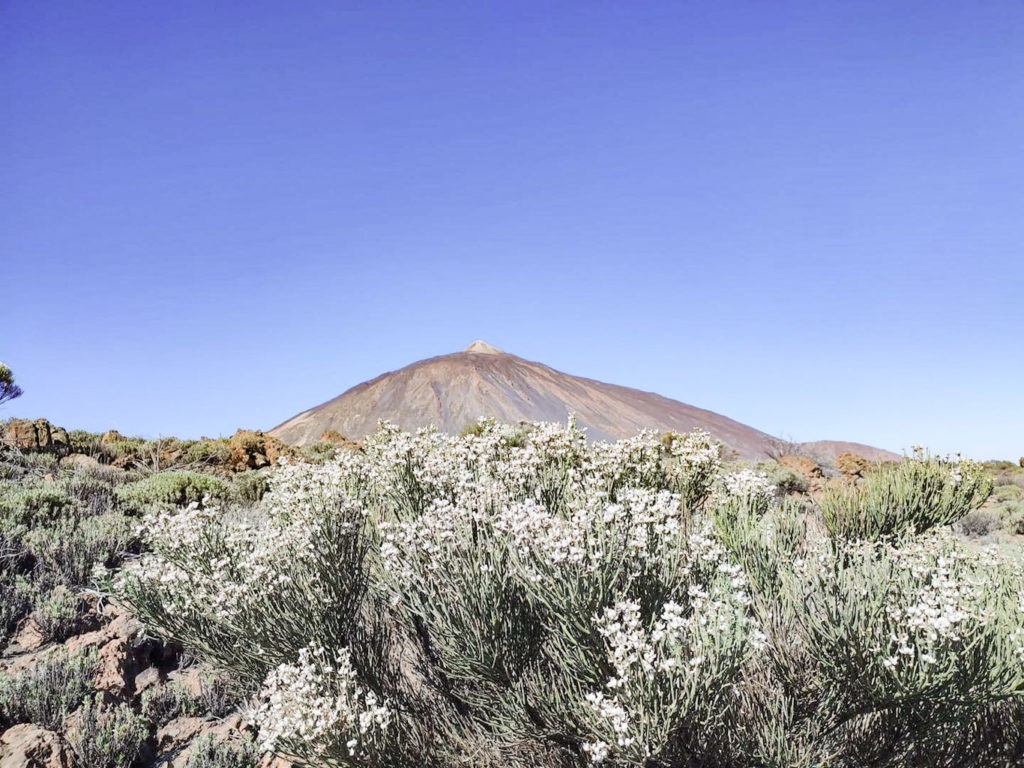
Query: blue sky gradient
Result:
<box><xmin>3</xmin><ymin>2</ymin><xmax>1022</xmax><ymax>458</ymax></box>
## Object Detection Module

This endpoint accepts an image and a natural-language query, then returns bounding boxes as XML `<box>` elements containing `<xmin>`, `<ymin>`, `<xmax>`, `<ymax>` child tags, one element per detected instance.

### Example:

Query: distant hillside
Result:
<box><xmin>269</xmin><ymin>341</ymin><xmax>897</xmax><ymax>461</ymax></box>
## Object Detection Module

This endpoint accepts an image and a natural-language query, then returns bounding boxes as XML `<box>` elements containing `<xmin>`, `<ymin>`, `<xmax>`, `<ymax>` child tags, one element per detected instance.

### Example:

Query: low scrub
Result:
<box><xmin>0</xmin><ymin>648</ymin><xmax>99</xmax><ymax>731</ymax></box>
<box><xmin>115</xmin><ymin>470</ymin><xmax>230</xmax><ymax>512</ymax></box>
<box><xmin>115</xmin><ymin>422</ymin><xmax>1021</xmax><ymax>767</ymax></box>
<box><xmin>67</xmin><ymin>694</ymin><xmax>150</xmax><ymax>768</ymax></box>
<box><xmin>185</xmin><ymin>734</ymin><xmax>260</xmax><ymax>768</ymax></box>
<box><xmin>819</xmin><ymin>448</ymin><xmax>991</xmax><ymax>540</ymax></box>
<box><xmin>140</xmin><ymin>680</ymin><xmax>205</xmax><ymax>726</ymax></box>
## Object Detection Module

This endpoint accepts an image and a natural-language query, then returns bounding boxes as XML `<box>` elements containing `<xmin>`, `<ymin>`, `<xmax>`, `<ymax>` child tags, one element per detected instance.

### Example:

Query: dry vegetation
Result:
<box><xmin>1</xmin><ymin>417</ymin><xmax>1023</xmax><ymax>767</ymax></box>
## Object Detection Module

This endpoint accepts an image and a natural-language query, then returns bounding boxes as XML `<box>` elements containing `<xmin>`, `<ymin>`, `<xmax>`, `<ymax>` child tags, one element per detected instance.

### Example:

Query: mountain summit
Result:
<box><xmin>464</xmin><ymin>340</ymin><xmax>503</xmax><ymax>354</ymax></box>
<box><xmin>269</xmin><ymin>343</ymin><xmax>893</xmax><ymax>460</ymax></box>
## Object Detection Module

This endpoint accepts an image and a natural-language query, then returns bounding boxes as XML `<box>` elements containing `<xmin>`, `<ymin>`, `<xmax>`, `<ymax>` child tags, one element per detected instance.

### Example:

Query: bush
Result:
<box><xmin>25</xmin><ymin>512</ymin><xmax>137</xmax><ymax>588</ymax></box>
<box><xmin>0</xmin><ymin>483</ymin><xmax>73</xmax><ymax>527</ymax></box>
<box><xmin>116</xmin><ymin>423</ymin><xmax>1024</xmax><ymax>768</ymax></box>
<box><xmin>68</xmin><ymin>695</ymin><xmax>149</xmax><ymax>768</ymax></box>
<box><xmin>100</xmin><ymin>435</ymin><xmax>151</xmax><ymax>463</ymax></box>
<box><xmin>67</xmin><ymin>429</ymin><xmax>104</xmax><ymax>457</ymax></box>
<box><xmin>115</xmin><ymin>471</ymin><xmax>229</xmax><ymax>512</ymax></box>
<box><xmin>31</xmin><ymin>584</ymin><xmax>90</xmax><ymax>642</ymax></box>
<box><xmin>0</xmin><ymin>649</ymin><xmax>98</xmax><ymax>730</ymax></box>
<box><xmin>0</xmin><ymin>581</ymin><xmax>32</xmax><ymax>645</ymax></box>
<box><xmin>0</xmin><ymin>531</ymin><xmax>33</xmax><ymax>644</ymax></box>
<box><xmin>140</xmin><ymin>680</ymin><xmax>204</xmax><ymax>726</ymax></box>
<box><xmin>988</xmin><ymin>484</ymin><xmax>1024</xmax><ymax>534</ymax></box>
<box><xmin>183</xmin><ymin>439</ymin><xmax>233</xmax><ymax>467</ymax></box>
<box><xmin>185</xmin><ymin>734</ymin><xmax>260</xmax><ymax>768</ymax></box>
<box><xmin>756</xmin><ymin>460</ymin><xmax>808</xmax><ymax>495</ymax></box>
<box><xmin>20</xmin><ymin>451</ymin><xmax>59</xmax><ymax>473</ymax></box>
<box><xmin>62</xmin><ymin>471</ymin><xmax>119</xmax><ymax>517</ymax></box>
<box><xmin>231</xmin><ymin>471</ymin><xmax>270</xmax><ymax>504</ymax></box>
<box><xmin>197</xmin><ymin>668</ymin><xmax>246</xmax><ymax>718</ymax></box>
<box><xmin>957</xmin><ymin>508</ymin><xmax>1003</xmax><ymax>538</ymax></box>
<box><xmin>300</xmin><ymin>441</ymin><xmax>338</xmax><ymax>463</ymax></box>
<box><xmin>819</xmin><ymin>449</ymin><xmax>992</xmax><ymax>541</ymax></box>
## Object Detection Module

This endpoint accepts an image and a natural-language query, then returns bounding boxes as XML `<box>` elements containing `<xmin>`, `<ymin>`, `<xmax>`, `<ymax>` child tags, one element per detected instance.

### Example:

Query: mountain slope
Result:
<box><xmin>269</xmin><ymin>342</ymin><xmax>895</xmax><ymax>461</ymax></box>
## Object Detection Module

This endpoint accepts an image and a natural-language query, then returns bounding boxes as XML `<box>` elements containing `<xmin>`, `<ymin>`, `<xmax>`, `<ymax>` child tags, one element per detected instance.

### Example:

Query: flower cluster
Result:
<box><xmin>722</xmin><ymin>468</ymin><xmax>777</xmax><ymax>504</ymax></box>
<box><xmin>579</xmin><ymin>528</ymin><xmax>757</xmax><ymax>763</ymax></box>
<box><xmin>252</xmin><ymin>643</ymin><xmax>390</xmax><ymax>760</ymax></box>
<box><xmin>125</xmin><ymin>488</ymin><xmax>358</xmax><ymax>624</ymax></box>
<box><xmin>879</xmin><ymin>533</ymin><xmax>1004</xmax><ymax>671</ymax></box>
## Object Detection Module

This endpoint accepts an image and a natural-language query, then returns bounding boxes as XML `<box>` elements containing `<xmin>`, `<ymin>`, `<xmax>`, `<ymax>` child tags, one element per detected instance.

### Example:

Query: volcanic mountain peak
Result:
<box><xmin>270</xmin><ymin>344</ymin><xmax>896</xmax><ymax>462</ymax></box>
<box><xmin>464</xmin><ymin>340</ymin><xmax>504</xmax><ymax>354</ymax></box>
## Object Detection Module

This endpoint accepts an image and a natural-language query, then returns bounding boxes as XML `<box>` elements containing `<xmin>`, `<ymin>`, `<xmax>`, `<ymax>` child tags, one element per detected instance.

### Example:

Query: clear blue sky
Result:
<box><xmin>3</xmin><ymin>2</ymin><xmax>1022</xmax><ymax>459</ymax></box>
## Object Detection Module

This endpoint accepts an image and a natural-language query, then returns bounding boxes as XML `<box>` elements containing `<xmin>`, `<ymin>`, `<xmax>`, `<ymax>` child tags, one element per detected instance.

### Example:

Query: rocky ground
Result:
<box><xmin>0</xmin><ymin>595</ymin><xmax>294</xmax><ymax>768</ymax></box>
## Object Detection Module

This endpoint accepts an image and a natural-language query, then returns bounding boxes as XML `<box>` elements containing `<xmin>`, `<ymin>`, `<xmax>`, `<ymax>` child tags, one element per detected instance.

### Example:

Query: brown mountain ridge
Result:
<box><xmin>269</xmin><ymin>341</ymin><xmax>897</xmax><ymax>462</ymax></box>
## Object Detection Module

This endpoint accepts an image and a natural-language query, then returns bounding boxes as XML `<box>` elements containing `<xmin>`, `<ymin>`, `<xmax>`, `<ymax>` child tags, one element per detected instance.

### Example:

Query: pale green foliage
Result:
<box><xmin>140</xmin><ymin>680</ymin><xmax>204</xmax><ymax>725</ymax></box>
<box><xmin>116</xmin><ymin>424</ymin><xmax>1024</xmax><ymax>767</ymax></box>
<box><xmin>32</xmin><ymin>584</ymin><xmax>89</xmax><ymax>641</ymax></box>
<box><xmin>0</xmin><ymin>481</ymin><xmax>73</xmax><ymax>526</ymax></box>
<box><xmin>987</xmin><ymin>484</ymin><xmax>1024</xmax><ymax>534</ymax></box>
<box><xmin>0</xmin><ymin>454</ymin><xmax>140</xmax><ymax>646</ymax></box>
<box><xmin>0</xmin><ymin>581</ymin><xmax>32</xmax><ymax>641</ymax></box>
<box><xmin>184</xmin><ymin>734</ymin><xmax>261</xmax><ymax>768</ymax></box>
<box><xmin>67</xmin><ymin>695</ymin><xmax>149</xmax><ymax>768</ymax></box>
<box><xmin>755</xmin><ymin>459</ymin><xmax>809</xmax><ymax>495</ymax></box>
<box><xmin>819</xmin><ymin>449</ymin><xmax>992</xmax><ymax>541</ymax></box>
<box><xmin>115</xmin><ymin>470</ymin><xmax>230</xmax><ymax>512</ymax></box>
<box><xmin>772</xmin><ymin>533</ymin><xmax>1024</xmax><ymax>761</ymax></box>
<box><xmin>231</xmin><ymin>470</ymin><xmax>270</xmax><ymax>504</ymax></box>
<box><xmin>0</xmin><ymin>649</ymin><xmax>98</xmax><ymax>731</ymax></box>
<box><xmin>0</xmin><ymin>535</ymin><xmax>32</xmax><ymax>640</ymax></box>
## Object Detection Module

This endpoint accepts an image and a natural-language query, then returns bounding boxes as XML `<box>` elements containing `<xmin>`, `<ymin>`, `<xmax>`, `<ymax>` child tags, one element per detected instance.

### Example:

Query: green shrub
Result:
<box><xmin>819</xmin><ymin>450</ymin><xmax>992</xmax><ymax>541</ymax></box>
<box><xmin>0</xmin><ymin>483</ymin><xmax>73</xmax><ymax>526</ymax></box>
<box><xmin>184</xmin><ymin>734</ymin><xmax>260</xmax><ymax>768</ymax></box>
<box><xmin>300</xmin><ymin>441</ymin><xmax>337</xmax><ymax>463</ymax></box>
<box><xmin>67</xmin><ymin>429</ymin><xmax>104</xmax><ymax>457</ymax></box>
<box><xmin>197</xmin><ymin>668</ymin><xmax>246</xmax><ymax>718</ymax></box>
<box><xmin>62</xmin><ymin>471</ymin><xmax>119</xmax><ymax>516</ymax></box>
<box><xmin>231</xmin><ymin>471</ymin><xmax>270</xmax><ymax>504</ymax></box>
<box><xmin>25</xmin><ymin>512</ymin><xmax>137</xmax><ymax>588</ymax></box>
<box><xmin>0</xmin><ymin>581</ymin><xmax>32</xmax><ymax>644</ymax></box>
<box><xmin>957</xmin><ymin>508</ymin><xmax>1003</xmax><ymax>538</ymax></box>
<box><xmin>68</xmin><ymin>695</ymin><xmax>149</xmax><ymax>768</ymax></box>
<box><xmin>20</xmin><ymin>452</ymin><xmax>59</xmax><ymax>473</ymax></box>
<box><xmin>756</xmin><ymin>460</ymin><xmax>808</xmax><ymax>495</ymax></box>
<box><xmin>0</xmin><ymin>533</ymin><xmax>32</xmax><ymax>643</ymax></box>
<box><xmin>183</xmin><ymin>439</ymin><xmax>233</xmax><ymax>467</ymax></box>
<box><xmin>0</xmin><ymin>648</ymin><xmax>98</xmax><ymax>730</ymax></box>
<box><xmin>140</xmin><ymin>680</ymin><xmax>203</xmax><ymax>726</ymax></box>
<box><xmin>101</xmin><ymin>436</ymin><xmax>150</xmax><ymax>462</ymax></box>
<box><xmin>0</xmin><ymin>457</ymin><xmax>24</xmax><ymax>482</ymax></box>
<box><xmin>115</xmin><ymin>471</ymin><xmax>229</xmax><ymax>512</ymax></box>
<box><xmin>988</xmin><ymin>484</ymin><xmax>1024</xmax><ymax>534</ymax></box>
<box><xmin>30</xmin><ymin>584</ymin><xmax>90</xmax><ymax>642</ymax></box>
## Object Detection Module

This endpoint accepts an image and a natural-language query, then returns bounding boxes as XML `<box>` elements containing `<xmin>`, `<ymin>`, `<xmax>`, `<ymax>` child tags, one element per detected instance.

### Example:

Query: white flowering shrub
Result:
<box><xmin>115</xmin><ymin>422</ymin><xmax>1022</xmax><ymax>768</ymax></box>
<box><xmin>763</xmin><ymin>530</ymin><xmax>1024</xmax><ymax>765</ymax></box>
<box><xmin>116</xmin><ymin>471</ymin><xmax>371</xmax><ymax>687</ymax></box>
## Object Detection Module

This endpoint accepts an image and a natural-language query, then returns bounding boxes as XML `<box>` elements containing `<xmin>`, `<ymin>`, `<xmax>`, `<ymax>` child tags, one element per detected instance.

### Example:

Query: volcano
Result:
<box><xmin>269</xmin><ymin>341</ymin><xmax>895</xmax><ymax>461</ymax></box>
